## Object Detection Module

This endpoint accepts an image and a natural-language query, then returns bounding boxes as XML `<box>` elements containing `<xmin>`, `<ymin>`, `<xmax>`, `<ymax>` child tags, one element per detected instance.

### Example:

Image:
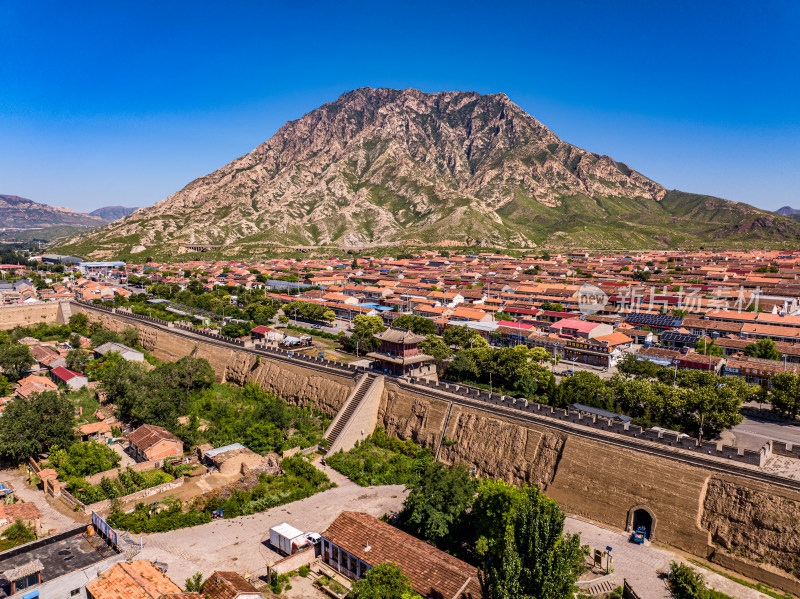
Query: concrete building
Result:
<box><xmin>0</xmin><ymin>525</ymin><xmax>121</xmax><ymax>599</ymax></box>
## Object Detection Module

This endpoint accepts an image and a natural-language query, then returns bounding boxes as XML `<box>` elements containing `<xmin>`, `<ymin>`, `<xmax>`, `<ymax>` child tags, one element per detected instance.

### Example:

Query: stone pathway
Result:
<box><xmin>565</xmin><ymin>516</ymin><xmax>771</xmax><ymax>599</ymax></box>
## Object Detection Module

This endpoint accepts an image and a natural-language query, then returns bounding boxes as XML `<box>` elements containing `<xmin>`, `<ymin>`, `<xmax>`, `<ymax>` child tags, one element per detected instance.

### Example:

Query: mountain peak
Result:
<box><xmin>53</xmin><ymin>88</ymin><xmax>800</xmax><ymax>258</ymax></box>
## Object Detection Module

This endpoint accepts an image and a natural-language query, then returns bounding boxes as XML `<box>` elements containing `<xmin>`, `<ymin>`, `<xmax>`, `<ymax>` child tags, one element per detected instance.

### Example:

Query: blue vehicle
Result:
<box><xmin>633</xmin><ymin>525</ymin><xmax>647</xmax><ymax>544</ymax></box>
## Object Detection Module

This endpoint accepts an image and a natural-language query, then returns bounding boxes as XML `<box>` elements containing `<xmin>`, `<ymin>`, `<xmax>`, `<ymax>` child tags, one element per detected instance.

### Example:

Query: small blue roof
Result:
<box><xmin>204</xmin><ymin>443</ymin><xmax>246</xmax><ymax>459</ymax></box>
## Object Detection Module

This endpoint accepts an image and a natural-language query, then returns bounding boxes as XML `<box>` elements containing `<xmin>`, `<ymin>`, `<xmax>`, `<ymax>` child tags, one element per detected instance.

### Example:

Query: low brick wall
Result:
<box><xmin>267</xmin><ymin>549</ymin><xmax>316</xmax><ymax>580</ymax></box>
<box><xmin>80</xmin><ymin>476</ymin><xmax>185</xmax><ymax>514</ymax></box>
<box><xmin>710</xmin><ymin>550</ymin><xmax>800</xmax><ymax>596</ymax></box>
<box><xmin>84</xmin><ymin>458</ymin><xmax>163</xmax><ymax>486</ymax></box>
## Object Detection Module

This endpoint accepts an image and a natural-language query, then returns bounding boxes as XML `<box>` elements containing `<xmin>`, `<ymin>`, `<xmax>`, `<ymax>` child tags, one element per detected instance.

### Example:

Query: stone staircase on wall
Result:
<box><xmin>57</xmin><ymin>300</ymin><xmax>73</xmax><ymax>324</ymax></box>
<box><xmin>325</xmin><ymin>373</ymin><xmax>384</xmax><ymax>454</ymax></box>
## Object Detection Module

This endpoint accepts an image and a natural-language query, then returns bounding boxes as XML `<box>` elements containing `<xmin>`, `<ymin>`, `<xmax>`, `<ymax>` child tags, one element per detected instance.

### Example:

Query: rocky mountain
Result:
<box><xmin>776</xmin><ymin>206</ymin><xmax>800</xmax><ymax>222</ymax></box>
<box><xmin>55</xmin><ymin>88</ymin><xmax>800</xmax><ymax>258</ymax></box>
<box><xmin>0</xmin><ymin>195</ymin><xmax>106</xmax><ymax>230</ymax></box>
<box><xmin>88</xmin><ymin>205</ymin><xmax>139</xmax><ymax>222</ymax></box>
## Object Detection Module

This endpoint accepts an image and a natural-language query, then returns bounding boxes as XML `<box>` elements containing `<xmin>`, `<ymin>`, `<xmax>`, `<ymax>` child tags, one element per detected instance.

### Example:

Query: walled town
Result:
<box><xmin>0</xmin><ymin>249</ymin><xmax>799</xmax><ymax>599</ymax></box>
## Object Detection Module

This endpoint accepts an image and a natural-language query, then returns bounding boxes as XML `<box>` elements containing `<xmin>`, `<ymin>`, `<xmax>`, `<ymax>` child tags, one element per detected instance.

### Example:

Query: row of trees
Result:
<box><xmin>558</xmin><ymin>370</ymin><xmax>747</xmax><ymax>437</ymax></box>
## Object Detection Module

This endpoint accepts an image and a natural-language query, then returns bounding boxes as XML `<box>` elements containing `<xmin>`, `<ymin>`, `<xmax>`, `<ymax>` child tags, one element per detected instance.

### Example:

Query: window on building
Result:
<box><xmin>332</xmin><ymin>546</ymin><xmax>338</xmax><ymax>562</ymax></box>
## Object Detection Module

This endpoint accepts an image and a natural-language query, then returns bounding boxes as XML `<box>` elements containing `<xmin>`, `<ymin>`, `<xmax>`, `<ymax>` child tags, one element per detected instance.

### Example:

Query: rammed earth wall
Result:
<box><xmin>65</xmin><ymin>301</ymin><xmax>800</xmax><ymax>593</ymax></box>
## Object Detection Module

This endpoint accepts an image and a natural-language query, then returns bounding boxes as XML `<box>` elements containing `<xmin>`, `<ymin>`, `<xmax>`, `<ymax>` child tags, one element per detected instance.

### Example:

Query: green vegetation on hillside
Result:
<box><xmin>326</xmin><ymin>426</ymin><xmax>433</xmax><ymax>486</ymax></box>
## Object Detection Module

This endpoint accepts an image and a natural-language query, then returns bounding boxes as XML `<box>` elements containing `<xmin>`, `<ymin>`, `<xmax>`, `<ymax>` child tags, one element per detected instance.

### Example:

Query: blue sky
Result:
<box><xmin>1</xmin><ymin>1</ymin><xmax>798</xmax><ymax>213</ymax></box>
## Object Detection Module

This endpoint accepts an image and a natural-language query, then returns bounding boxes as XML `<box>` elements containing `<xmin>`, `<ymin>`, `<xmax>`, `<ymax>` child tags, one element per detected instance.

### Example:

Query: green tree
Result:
<box><xmin>743</xmin><ymin>338</ymin><xmax>780</xmax><ymax>361</ymax></box>
<box><xmin>419</xmin><ymin>335</ymin><xmax>452</xmax><ymax>373</ymax></box>
<box><xmin>341</xmin><ymin>315</ymin><xmax>386</xmax><ymax>355</ymax></box>
<box><xmin>49</xmin><ymin>441</ymin><xmax>121</xmax><ymax>478</ymax></box>
<box><xmin>91</xmin><ymin>329</ymin><xmax>122</xmax><ymax>347</ymax></box>
<box><xmin>65</xmin><ymin>349</ymin><xmax>89</xmax><ymax>372</ymax></box>
<box><xmin>479</xmin><ymin>486</ymin><xmax>585</xmax><ymax>599</ymax></box>
<box><xmin>539</xmin><ymin>302</ymin><xmax>564</xmax><ymax>312</ymax></box>
<box><xmin>686</xmin><ymin>384</ymin><xmax>744</xmax><ymax>440</ymax></box>
<box><xmin>68</xmin><ymin>312</ymin><xmax>89</xmax><ymax>334</ymax></box>
<box><xmin>0</xmin><ymin>344</ymin><xmax>35</xmax><ymax>381</ymax></box>
<box><xmin>350</xmin><ymin>562</ymin><xmax>421</xmax><ymax>599</ymax></box>
<box><xmin>667</xmin><ymin>562</ymin><xmax>707</xmax><ymax>599</ymax></box>
<box><xmin>399</xmin><ymin>461</ymin><xmax>478</xmax><ymax>546</ymax></box>
<box><xmin>392</xmin><ymin>315</ymin><xmax>437</xmax><ymax>337</ymax></box>
<box><xmin>694</xmin><ymin>338</ymin><xmax>723</xmax><ymax>357</ymax></box>
<box><xmin>762</xmin><ymin>372</ymin><xmax>800</xmax><ymax>419</ymax></box>
<box><xmin>0</xmin><ymin>391</ymin><xmax>76</xmax><ymax>461</ymax></box>
<box><xmin>616</xmin><ymin>353</ymin><xmax>660</xmax><ymax>379</ymax></box>
<box><xmin>472</xmin><ymin>479</ymin><xmax>526</xmax><ymax>558</ymax></box>
<box><xmin>0</xmin><ymin>374</ymin><xmax>12</xmax><ymax>397</ymax></box>
<box><xmin>443</xmin><ymin>325</ymin><xmax>484</xmax><ymax>349</ymax></box>
<box><xmin>184</xmin><ymin>572</ymin><xmax>205</xmax><ymax>592</ymax></box>
<box><xmin>120</xmin><ymin>327</ymin><xmax>140</xmax><ymax>348</ymax></box>
<box><xmin>559</xmin><ymin>371</ymin><xmax>607</xmax><ymax>409</ymax></box>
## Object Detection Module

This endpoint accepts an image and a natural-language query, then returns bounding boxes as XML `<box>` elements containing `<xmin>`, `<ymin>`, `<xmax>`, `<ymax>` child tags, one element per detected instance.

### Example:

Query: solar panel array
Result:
<box><xmin>624</xmin><ymin>313</ymin><xmax>683</xmax><ymax>328</ymax></box>
<box><xmin>658</xmin><ymin>330</ymin><xmax>699</xmax><ymax>345</ymax></box>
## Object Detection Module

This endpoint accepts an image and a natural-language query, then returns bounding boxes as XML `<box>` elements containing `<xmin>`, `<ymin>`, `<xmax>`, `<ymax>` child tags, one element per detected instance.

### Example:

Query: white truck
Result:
<box><xmin>269</xmin><ymin>522</ymin><xmax>310</xmax><ymax>556</ymax></box>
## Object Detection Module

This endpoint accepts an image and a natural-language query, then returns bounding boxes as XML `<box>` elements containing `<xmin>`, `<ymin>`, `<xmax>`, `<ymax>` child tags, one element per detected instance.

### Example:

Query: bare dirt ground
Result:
<box><xmin>135</xmin><ymin>459</ymin><xmax>405</xmax><ymax>585</ymax></box>
<box><xmin>0</xmin><ymin>467</ymin><xmax>85</xmax><ymax>533</ymax></box>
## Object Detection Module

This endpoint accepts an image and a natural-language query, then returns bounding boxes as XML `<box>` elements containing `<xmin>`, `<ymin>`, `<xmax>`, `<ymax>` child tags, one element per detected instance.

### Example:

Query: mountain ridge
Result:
<box><xmin>89</xmin><ymin>205</ymin><xmax>139</xmax><ymax>222</ymax></box>
<box><xmin>53</xmin><ymin>88</ymin><xmax>800</xmax><ymax>259</ymax></box>
<box><xmin>0</xmin><ymin>194</ymin><xmax>106</xmax><ymax>230</ymax></box>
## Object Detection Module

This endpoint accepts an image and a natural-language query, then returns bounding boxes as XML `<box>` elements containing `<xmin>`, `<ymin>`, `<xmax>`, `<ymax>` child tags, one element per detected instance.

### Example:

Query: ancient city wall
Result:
<box><xmin>378</xmin><ymin>379</ymin><xmax>800</xmax><ymax>592</ymax></box>
<box><xmin>0</xmin><ymin>301</ymin><xmax>64</xmax><ymax>330</ymax></box>
<box><xmin>71</xmin><ymin>303</ymin><xmax>357</xmax><ymax>417</ymax></box>
<box><xmin>60</xmin><ymin>303</ymin><xmax>800</xmax><ymax>592</ymax></box>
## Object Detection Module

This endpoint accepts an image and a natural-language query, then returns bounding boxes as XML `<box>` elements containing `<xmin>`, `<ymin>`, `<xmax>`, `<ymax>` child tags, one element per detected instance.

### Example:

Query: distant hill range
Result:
<box><xmin>89</xmin><ymin>205</ymin><xmax>138</xmax><ymax>222</ymax></box>
<box><xmin>776</xmin><ymin>206</ymin><xmax>800</xmax><ymax>221</ymax></box>
<box><xmin>52</xmin><ymin>88</ymin><xmax>800</xmax><ymax>259</ymax></box>
<box><xmin>0</xmin><ymin>194</ymin><xmax>106</xmax><ymax>230</ymax></box>
<box><xmin>0</xmin><ymin>195</ymin><xmax>138</xmax><ymax>244</ymax></box>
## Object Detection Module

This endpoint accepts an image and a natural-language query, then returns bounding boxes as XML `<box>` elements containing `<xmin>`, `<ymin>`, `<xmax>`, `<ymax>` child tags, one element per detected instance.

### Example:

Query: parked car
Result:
<box><xmin>632</xmin><ymin>525</ymin><xmax>647</xmax><ymax>544</ymax></box>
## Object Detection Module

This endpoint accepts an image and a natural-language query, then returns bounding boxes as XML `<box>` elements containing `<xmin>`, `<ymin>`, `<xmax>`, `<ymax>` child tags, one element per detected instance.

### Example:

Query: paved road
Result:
<box><xmin>565</xmin><ymin>517</ymin><xmax>770</xmax><ymax>599</ymax></box>
<box><xmin>137</xmin><ymin>458</ymin><xmax>406</xmax><ymax>584</ymax></box>
<box><xmin>732</xmin><ymin>415</ymin><xmax>800</xmax><ymax>451</ymax></box>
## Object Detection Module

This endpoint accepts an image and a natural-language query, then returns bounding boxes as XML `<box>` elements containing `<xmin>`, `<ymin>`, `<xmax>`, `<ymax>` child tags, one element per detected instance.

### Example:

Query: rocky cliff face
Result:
<box><xmin>57</xmin><ymin>87</ymin><xmax>800</xmax><ymax>257</ymax></box>
<box><xmin>0</xmin><ymin>194</ymin><xmax>106</xmax><ymax>230</ymax></box>
<box><xmin>702</xmin><ymin>478</ymin><xmax>800</xmax><ymax>578</ymax></box>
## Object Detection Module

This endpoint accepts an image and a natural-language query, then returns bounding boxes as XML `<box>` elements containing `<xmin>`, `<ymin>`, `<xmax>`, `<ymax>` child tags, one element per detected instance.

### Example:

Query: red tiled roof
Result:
<box><xmin>323</xmin><ymin>512</ymin><xmax>479</xmax><ymax>599</ymax></box>
<box><xmin>126</xmin><ymin>424</ymin><xmax>181</xmax><ymax>452</ymax></box>
<box><xmin>86</xmin><ymin>561</ymin><xmax>182</xmax><ymax>599</ymax></box>
<box><xmin>202</xmin><ymin>571</ymin><xmax>259</xmax><ymax>599</ymax></box>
